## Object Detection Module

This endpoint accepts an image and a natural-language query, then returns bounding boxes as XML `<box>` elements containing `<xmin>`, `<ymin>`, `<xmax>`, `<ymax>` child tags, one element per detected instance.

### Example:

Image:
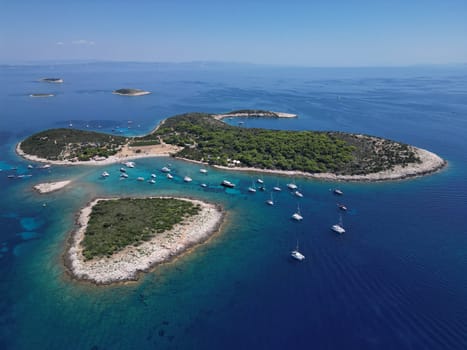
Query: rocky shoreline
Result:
<box><xmin>65</xmin><ymin>197</ymin><xmax>224</xmax><ymax>285</ymax></box>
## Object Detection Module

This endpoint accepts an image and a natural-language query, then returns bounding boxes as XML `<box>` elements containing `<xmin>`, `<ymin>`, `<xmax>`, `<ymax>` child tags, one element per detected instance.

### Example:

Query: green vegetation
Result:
<box><xmin>20</xmin><ymin>128</ymin><xmax>127</xmax><ymax>161</ymax></box>
<box><xmin>129</xmin><ymin>134</ymin><xmax>161</xmax><ymax>147</ymax></box>
<box><xmin>221</xmin><ymin>109</ymin><xmax>280</xmax><ymax>117</ymax></box>
<box><xmin>154</xmin><ymin>113</ymin><xmax>420</xmax><ymax>175</ymax></box>
<box><xmin>82</xmin><ymin>198</ymin><xmax>201</xmax><ymax>260</ymax></box>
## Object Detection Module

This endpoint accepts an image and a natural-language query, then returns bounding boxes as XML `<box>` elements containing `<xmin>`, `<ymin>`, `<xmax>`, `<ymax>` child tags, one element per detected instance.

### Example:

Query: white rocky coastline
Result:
<box><xmin>66</xmin><ymin>197</ymin><xmax>224</xmax><ymax>284</ymax></box>
<box><xmin>33</xmin><ymin>180</ymin><xmax>71</xmax><ymax>193</ymax></box>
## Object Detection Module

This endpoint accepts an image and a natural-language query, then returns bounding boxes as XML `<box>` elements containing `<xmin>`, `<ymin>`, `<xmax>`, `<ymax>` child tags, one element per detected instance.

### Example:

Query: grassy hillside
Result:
<box><xmin>154</xmin><ymin>113</ymin><xmax>420</xmax><ymax>175</ymax></box>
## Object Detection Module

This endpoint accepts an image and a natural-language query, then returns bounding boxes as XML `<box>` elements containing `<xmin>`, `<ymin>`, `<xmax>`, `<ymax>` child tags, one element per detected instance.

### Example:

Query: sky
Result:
<box><xmin>0</xmin><ymin>0</ymin><xmax>466</xmax><ymax>66</ymax></box>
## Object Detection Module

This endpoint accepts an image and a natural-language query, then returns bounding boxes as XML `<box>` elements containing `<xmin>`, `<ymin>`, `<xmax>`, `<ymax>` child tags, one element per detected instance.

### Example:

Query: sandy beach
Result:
<box><xmin>33</xmin><ymin>180</ymin><xmax>71</xmax><ymax>194</ymax></box>
<box><xmin>66</xmin><ymin>197</ymin><xmax>224</xmax><ymax>284</ymax></box>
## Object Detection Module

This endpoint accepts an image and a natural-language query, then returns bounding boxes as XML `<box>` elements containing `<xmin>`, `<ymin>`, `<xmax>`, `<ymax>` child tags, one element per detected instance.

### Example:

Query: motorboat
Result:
<box><xmin>184</xmin><ymin>176</ymin><xmax>193</xmax><ymax>182</ymax></box>
<box><xmin>221</xmin><ymin>180</ymin><xmax>235</xmax><ymax>188</ymax></box>
<box><xmin>167</xmin><ymin>173</ymin><xmax>174</xmax><ymax>179</ymax></box>
<box><xmin>161</xmin><ymin>166</ymin><xmax>171</xmax><ymax>173</ymax></box>
<box><xmin>287</xmin><ymin>183</ymin><xmax>298</xmax><ymax>190</ymax></box>
<box><xmin>334</xmin><ymin>189</ymin><xmax>344</xmax><ymax>195</ymax></box>
<box><xmin>199</xmin><ymin>168</ymin><xmax>208</xmax><ymax>174</ymax></box>
<box><xmin>101</xmin><ymin>171</ymin><xmax>110</xmax><ymax>178</ymax></box>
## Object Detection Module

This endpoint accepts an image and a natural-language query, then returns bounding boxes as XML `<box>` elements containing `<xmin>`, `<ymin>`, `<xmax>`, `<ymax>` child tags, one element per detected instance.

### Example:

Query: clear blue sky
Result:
<box><xmin>1</xmin><ymin>0</ymin><xmax>466</xmax><ymax>66</ymax></box>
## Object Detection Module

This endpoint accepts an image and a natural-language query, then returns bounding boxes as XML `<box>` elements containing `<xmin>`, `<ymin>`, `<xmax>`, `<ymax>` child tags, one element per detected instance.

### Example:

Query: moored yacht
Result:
<box><xmin>161</xmin><ymin>166</ymin><xmax>171</xmax><ymax>173</ymax></box>
<box><xmin>184</xmin><ymin>176</ymin><xmax>193</xmax><ymax>182</ymax></box>
<box><xmin>291</xmin><ymin>205</ymin><xmax>303</xmax><ymax>221</ymax></box>
<box><xmin>266</xmin><ymin>192</ymin><xmax>274</xmax><ymax>206</ymax></box>
<box><xmin>287</xmin><ymin>182</ymin><xmax>298</xmax><ymax>190</ymax></box>
<box><xmin>294</xmin><ymin>190</ymin><xmax>303</xmax><ymax>198</ymax></box>
<box><xmin>331</xmin><ymin>215</ymin><xmax>346</xmax><ymax>234</ymax></box>
<box><xmin>167</xmin><ymin>173</ymin><xmax>174</xmax><ymax>179</ymax></box>
<box><xmin>221</xmin><ymin>180</ymin><xmax>235</xmax><ymax>188</ymax></box>
<box><xmin>101</xmin><ymin>171</ymin><xmax>110</xmax><ymax>178</ymax></box>
<box><xmin>199</xmin><ymin>168</ymin><xmax>208</xmax><ymax>174</ymax></box>
<box><xmin>334</xmin><ymin>188</ymin><xmax>344</xmax><ymax>195</ymax></box>
<box><xmin>291</xmin><ymin>241</ymin><xmax>305</xmax><ymax>261</ymax></box>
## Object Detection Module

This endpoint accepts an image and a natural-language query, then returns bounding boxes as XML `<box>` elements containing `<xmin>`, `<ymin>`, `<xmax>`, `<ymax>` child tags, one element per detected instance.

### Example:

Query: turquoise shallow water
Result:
<box><xmin>1</xmin><ymin>63</ymin><xmax>467</xmax><ymax>349</ymax></box>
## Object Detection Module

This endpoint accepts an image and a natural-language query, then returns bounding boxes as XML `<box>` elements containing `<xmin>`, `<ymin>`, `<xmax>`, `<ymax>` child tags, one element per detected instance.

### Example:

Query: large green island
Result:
<box><xmin>17</xmin><ymin>110</ymin><xmax>446</xmax><ymax>181</ymax></box>
<box><xmin>67</xmin><ymin>197</ymin><xmax>224</xmax><ymax>284</ymax></box>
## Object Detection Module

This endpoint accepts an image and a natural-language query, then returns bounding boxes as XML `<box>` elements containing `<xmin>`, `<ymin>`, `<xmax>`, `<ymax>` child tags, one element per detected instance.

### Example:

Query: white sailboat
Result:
<box><xmin>167</xmin><ymin>173</ymin><xmax>174</xmax><ymax>179</ymax></box>
<box><xmin>291</xmin><ymin>204</ymin><xmax>303</xmax><ymax>221</ymax></box>
<box><xmin>266</xmin><ymin>192</ymin><xmax>274</xmax><ymax>206</ymax></box>
<box><xmin>287</xmin><ymin>179</ymin><xmax>298</xmax><ymax>190</ymax></box>
<box><xmin>331</xmin><ymin>214</ymin><xmax>346</xmax><ymax>234</ymax></box>
<box><xmin>294</xmin><ymin>190</ymin><xmax>304</xmax><ymax>198</ymax></box>
<box><xmin>248</xmin><ymin>180</ymin><xmax>257</xmax><ymax>193</ymax></box>
<box><xmin>184</xmin><ymin>176</ymin><xmax>193</xmax><ymax>182</ymax></box>
<box><xmin>291</xmin><ymin>240</ymin><xmax>305</xmax><ymax>261</ymax></box>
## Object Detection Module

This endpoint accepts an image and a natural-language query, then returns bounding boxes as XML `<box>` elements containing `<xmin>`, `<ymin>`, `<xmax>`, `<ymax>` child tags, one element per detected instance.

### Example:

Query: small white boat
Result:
<box><xmin>148</xmin><ymin>179</ymin><xmax>156</xmax><ymax>184</ymax></box>
<box><xmin>273</xmin><ymin>186</ymin><xmax>282</xmax><ymax>192</ymax></box>
<box><xmin>291</xmin><ymin>205</ymin><xmax>303</xmax><ymax>221</ymax></box>
<box><xmin>266</xmin><ymin>193</ymin><xmax>274</xmax><ymax>206</ymax></box>
<box><xmin>287</xmin><ymin>183</ymin><xmax>298</xmax><ymax>190</ymax></box>
<box><xmin>167</xmin><ymin>173</ymin><xmax>174</xmax><ymax>179</ymax></box>
<box><xmin>184</xmin><ymin>176</ymin><xmax>193</xmax><ymax>182</ymax></box>
<box><xmin>101</xmin><ymin>171</ymin><xmax>110</xmax><ymax>178</ymax></box>
<box><xmin>199</xmin><ymin>168</ymin><xmax>208</xmax><ymax>174</ymax></box>
<box><xmin>151</xmin><ymin>173</ymin><xmax>157</xmax><ymax>178</ymax></box>
<box><xmin>120</xmin><ymin>167</ymin><xmax>126</xmax><ymax>173</ymax></box>
<box><xmin>221</xmin><ymin>180</ymin><xmax>235</xmax><ymax>188</ymax></box>
<box><xmin>257</xmin><ymin>178</ymin><xmax>264</xmax><ymax>184</ymax></box>
<box><xmin>332</xmin><ymin>224</ymin><xmax>346</xmax><ymax>234</ymax></box>
<box><xmin>40</xmin><ymin>164</ymin><xmax>51</xmax><ymax>169</ymax></box>
<box><xmin>137</xmin><ymin>177</ymin><xmax>145</xmax><ymax>181</ymax></box>
<box><xmin>334</xmin><ymin>189</ymin><xmax>344</xmax><ymax>195</ymax></box>
<box><xmin>294</xmin><ymin>191</ymin><xmax>303</xmax><ymax>198</ymax></box>
<box><xmin>124</xmin><ymin>161</ymin><xmax>135</xmax><ymax>168</ymax></box>
<box><xmin>291</xmin><ymin>241</ymin><xmax>305</xmax><ymax>261</ymax></box>
<box><xmin>27</xmin><ymin>164</ymin><xmax>34</xmax><ymax>169</ymax></box>
<box><xmin>337</xmin><ymin>203</ymin><xmax>348</xmax><ymax>211</ymax></box>
<box><xmin>161</xmin><ymin>166</ymin><xmax>171</xmax><ymax>173</ymax></box>
<box><xmin>331</xmin><ymin>215</ymin><xmax>346</xmax><ymax>234</ymax></box>
<box><xmin>120</xmin><ymin>173</ymin><xmax>128</xmax><ymax>178</ymax></box>
<box><xmin>201</xmin><ymin>183</ymin><xmax>207</xmax><ymax>188</ymax></box>
<box><xmin>248</xmin><ymin>180</ymin><xmax>256</xmax><ymax>193</ymax></box>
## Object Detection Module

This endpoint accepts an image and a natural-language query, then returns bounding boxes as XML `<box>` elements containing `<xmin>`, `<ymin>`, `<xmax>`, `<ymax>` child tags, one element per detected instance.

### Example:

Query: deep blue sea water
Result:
<box><xmin>1</xmin><ymin>63</ymin><xmax>467</xmax><ymax>349</ymax></box>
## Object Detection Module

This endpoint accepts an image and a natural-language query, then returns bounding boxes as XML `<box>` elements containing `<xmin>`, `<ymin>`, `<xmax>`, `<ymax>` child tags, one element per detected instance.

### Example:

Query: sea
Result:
<box><xmin>0</xmin><ymin>62</ymin><xmax>466</xmax><ymax>350</ymax></box>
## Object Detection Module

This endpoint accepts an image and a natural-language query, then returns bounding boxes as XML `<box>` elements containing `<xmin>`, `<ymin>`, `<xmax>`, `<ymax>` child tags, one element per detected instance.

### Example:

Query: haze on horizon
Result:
<box><xmin>1</xmin><ymin>0</ymin><xmax>466</xmax><ymax>67</ymax></box>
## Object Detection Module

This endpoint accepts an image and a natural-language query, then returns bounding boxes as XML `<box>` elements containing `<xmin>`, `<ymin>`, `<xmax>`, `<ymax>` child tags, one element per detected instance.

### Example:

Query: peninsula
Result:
<box><xmin>112</xmin><ymin>88</ymin><xmax>151</xmax><ymax>96</ymax></box>
<box><xmin>66</xmin><ymin>197</ymin><xmax>224</xmax><ymax>284</ymax></box>
<box><xmin>40</xmin><ymin>78</ymin><xmax>63</xmax><ymax>83</ymax></box>
<box><xmin>17</xmin><ymin>111</ymin><xmax>446</xmax><ymax>181</ymax></box>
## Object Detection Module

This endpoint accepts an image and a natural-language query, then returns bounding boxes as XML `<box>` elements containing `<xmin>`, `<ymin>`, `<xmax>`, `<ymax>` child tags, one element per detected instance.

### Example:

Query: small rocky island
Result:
<box><xmin>40</xmin><ymin>78</ymin><xmax>63</xmax><ymax>83</ymax></box>
<box><xmin>112</xmin><ymin>88</ymin><xmax>151</xmax><ymax>96</ymax></box>
<box><xmin>66</xmin><ymin>197</ymin><xmax>224</xmax><ymax>284</ymax></box>
<box><xmin>30</xmin><ymin>93</ymin><xmax>55</xmax><ymax>98</ymax></box>
<box><xmin>17</xmin><ymin>111</ymin><xmax>446</xmax><ymax>181</ymax></box>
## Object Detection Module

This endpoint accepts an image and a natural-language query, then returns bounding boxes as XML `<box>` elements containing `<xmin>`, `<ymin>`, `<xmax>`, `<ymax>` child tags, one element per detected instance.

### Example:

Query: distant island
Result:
<box><xmin>213</xmin><ymin>109</ymin><xmax>297</xmax><ymax>119</ymax></box>
<box><xmin>17</xmin><ymin>110</ymin><xmax>446</xmax><ymax>181</ymax></box>
<box><xmin>112</xmin><ymin>88</ymin><xmax>151</xmax><ymax>96</ymax></box>
<box><xmin>30</xmin><ymin>93</ymin><xmax>54</xmax><ymax>98</ymax></box>
<box><xmin>40</xmin><ymin>78</ymin><xmax>63</xmax><ymax>83</ymax></box>
<box><xmin>66</xmin><ymin>197</ymin><xmax>224</xmax><ymax>284</ymax></box>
